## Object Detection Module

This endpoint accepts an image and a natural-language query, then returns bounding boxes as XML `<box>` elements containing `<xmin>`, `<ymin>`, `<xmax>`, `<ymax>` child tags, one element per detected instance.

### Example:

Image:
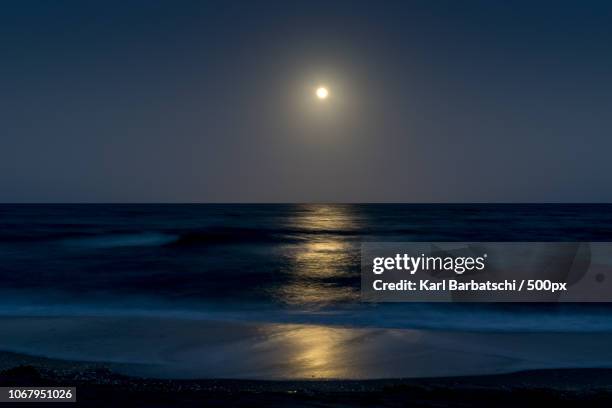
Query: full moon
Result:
<box><xmin>316</xmin><ymin>87</ymin><xmax>329</xmax><ymax>100</ymax></box>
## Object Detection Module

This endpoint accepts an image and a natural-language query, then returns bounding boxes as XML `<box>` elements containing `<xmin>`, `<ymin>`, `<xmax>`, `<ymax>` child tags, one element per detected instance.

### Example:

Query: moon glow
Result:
<box><xmin>316</xmin><ymin>87</ymin><xmax>329</xmax><ymax>99</ymax></box>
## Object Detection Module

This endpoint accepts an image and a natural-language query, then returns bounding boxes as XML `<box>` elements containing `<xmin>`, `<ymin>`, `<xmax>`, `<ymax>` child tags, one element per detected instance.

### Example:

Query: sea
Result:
<box><xmin>1</xmin><ymin>203</ymin><xmax>612</xmax><ymax>333</ymax></box>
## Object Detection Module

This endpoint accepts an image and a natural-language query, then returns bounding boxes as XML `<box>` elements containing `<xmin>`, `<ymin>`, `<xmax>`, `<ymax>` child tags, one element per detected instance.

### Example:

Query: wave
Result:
<box><xmin>168</xmin><ymin>228</ymin><xmax>287</xmax><ymax>246</ymax></box>
<box><xmin>62</xmin><ymin>232</ymin><xmax>179</xmax><ymax>248</ymax></box>
<box><xmin>1</xmin><ymin>226</ymin><xmax>361</xmax><ymax>247</ymax></box>
<box><xmin>1</xmin><ymin>299</ymin><xmax>612</xmax><ymax>333</ymax></box>
<box><xmin>3</xmin><ymin>223</ymin><xmax>576</xmax><ymax>249</ymax></box>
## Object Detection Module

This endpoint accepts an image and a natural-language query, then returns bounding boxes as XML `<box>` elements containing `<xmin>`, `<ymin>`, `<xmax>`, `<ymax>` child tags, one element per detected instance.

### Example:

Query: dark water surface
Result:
<box><xmin>1</xmin><ymin>204</ymin><xmax>612</xmax><ymax>333</ymax></box>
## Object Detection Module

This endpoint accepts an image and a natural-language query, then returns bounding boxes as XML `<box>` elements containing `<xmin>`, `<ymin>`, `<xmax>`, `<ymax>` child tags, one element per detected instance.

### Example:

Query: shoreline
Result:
<box><xmin>1</xmin><ymin>352</ymin><xmax>612</xmax><ymax>406</ymax></box>
<box><xmin>3</xmin><ymin>348</ymin><xmax>612</xmax><ymax>388</ymax></box>
<box><xmin>2</xmin><ymin>315</ymin><xmax>612</xmax><ymax>380</ymax></box>
<box><xmin>1</xmin><ymin>314</ymin><xmax>612</xmax><ymax>405</ymax></box>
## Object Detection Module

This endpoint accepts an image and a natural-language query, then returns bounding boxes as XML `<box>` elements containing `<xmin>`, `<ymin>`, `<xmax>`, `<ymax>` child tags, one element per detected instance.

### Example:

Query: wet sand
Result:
<box><xmin>1</xmin><ymin>316</ymin><xmax>612</xmax><ymax>380</ymax></box>
<box><xmin>2</xmin><ymin>315</ymin><xmax>612</xmax><ymax>406</ymax></box>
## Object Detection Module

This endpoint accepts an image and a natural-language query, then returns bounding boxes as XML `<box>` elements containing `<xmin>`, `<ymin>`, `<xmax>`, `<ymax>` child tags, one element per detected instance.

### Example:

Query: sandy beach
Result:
<box><xmin>1</xmin><ymin>315</ymin><xmax>612</xmax><ymax>380</ymax></box>
<box><xmin>1</xmin><ymin>312</ymin><xmax>612</xmax><ymax>406</ymax></box>
<box><xmin>2</xmin><ymin>351</ymin><xmax>612</xmax><ymax>407</ymax></box>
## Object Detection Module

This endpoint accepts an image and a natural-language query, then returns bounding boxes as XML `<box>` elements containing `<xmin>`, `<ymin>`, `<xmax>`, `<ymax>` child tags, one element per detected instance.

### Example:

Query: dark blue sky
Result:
<box><xmin>2</xmin><ymin>0</ymin><xmax>612</xmax><ymax>202</ymax></box>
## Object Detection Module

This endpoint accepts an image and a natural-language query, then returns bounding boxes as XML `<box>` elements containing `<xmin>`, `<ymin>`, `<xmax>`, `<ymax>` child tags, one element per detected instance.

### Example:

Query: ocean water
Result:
<box><xmin>1</xmin><ymin>203</ymin><xmax>612</xmax><ymax>333</ymax></box>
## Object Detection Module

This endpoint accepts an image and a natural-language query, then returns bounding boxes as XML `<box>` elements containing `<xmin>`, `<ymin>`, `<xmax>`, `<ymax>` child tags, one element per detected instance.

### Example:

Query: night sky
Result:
<box><xmin>2</xmin><ymin>1</ymin><xmax>612</xmax><ymax>202</ymax></box>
